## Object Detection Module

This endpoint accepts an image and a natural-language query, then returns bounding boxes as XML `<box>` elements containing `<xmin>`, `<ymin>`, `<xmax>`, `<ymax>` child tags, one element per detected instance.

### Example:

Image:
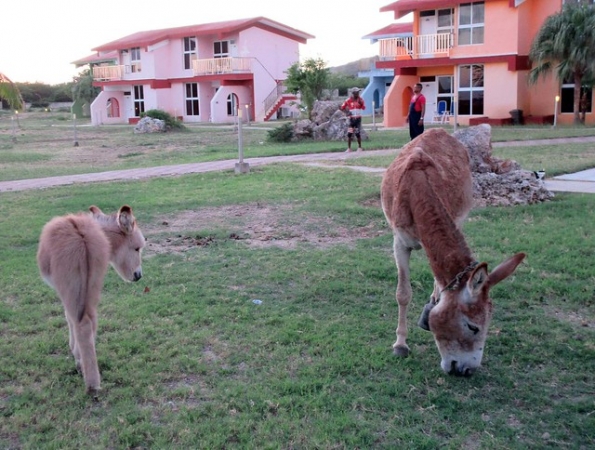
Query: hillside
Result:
<box><xmin>329</xmin><ymin>56</ymin><xmax>379</xmax><ymax>76</ymax></box>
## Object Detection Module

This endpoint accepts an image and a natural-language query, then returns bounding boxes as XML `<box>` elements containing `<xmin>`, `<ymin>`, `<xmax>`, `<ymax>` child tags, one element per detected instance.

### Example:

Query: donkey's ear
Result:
<box><xmin>89</xmin><ymin>205</ymin><xmax>103</xmax><ymax>217</ymax></box>
<box><xmin>467</xmin><ymin>263</ymin><xmax>489</xmax><ymax>297</ymax></box>
<box><xmin>488</xmin><ymin>253</ymin><xmax>526</xmax><ymax>287</ymax></box>
<box><xmin>117</xmin><ymin>205</ymin><xmax>135</xmax><ymax>234</ymax></box>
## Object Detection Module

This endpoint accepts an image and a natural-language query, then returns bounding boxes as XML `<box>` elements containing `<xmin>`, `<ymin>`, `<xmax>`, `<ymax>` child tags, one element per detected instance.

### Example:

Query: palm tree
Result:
<box><xmin>0</xmin><ymin>72</ymin><xmax>24</xmax><ymax>111</ymax></box>
<box><xmin>529</xmin><ymin>1</ymin><xmax>595</xmax><ymax>124</ymax></box>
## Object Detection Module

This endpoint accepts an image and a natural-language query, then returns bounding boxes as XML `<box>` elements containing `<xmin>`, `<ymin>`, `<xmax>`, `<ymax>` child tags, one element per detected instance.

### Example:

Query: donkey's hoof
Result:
<box><xmin>393</xmin><ymin>345</ymin><xmax>410</xmax><ymax>357</ymax></box>
<box><xmin>86</xmin><ymin>386</ymin><xmax>101</xmax><ymax>401</ymax></box>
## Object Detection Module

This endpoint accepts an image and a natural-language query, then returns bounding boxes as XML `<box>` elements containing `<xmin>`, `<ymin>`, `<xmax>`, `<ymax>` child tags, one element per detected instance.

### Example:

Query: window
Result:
<box><xmin>438</xmin><ymin>9</ymin><xmax>454</xmax><ymax>31</ymax></box>
<box><xmin>185</xmin><ymin>83</ymin><xmax>200</xmax><ymax>116</ymax></box>
<box><xmin>458</xmin><ymin>64</ymin><xmax>484</xmax><ymax>115</ymax></box>
<box><xmin>561</xmin><ymin>83</ymin><xmax>592</xmax><ymax>114</ymax></box>
<box><xmin>130</xmin><ymin>47</ymin><xmax>141</xmax><ymax>73</ymax></box>
<box><xmin>458</xmin><ymin>2</ymin><xmax>484</xmax><ymax>45</ymax></box>
<box><xmin>133</xmin><ymin>85</ymin><xmax>145</xmax><ymax>117</ymax></box>
<box><xmin>437</xmin><ymin>76</ymin><xmax>454</xmax><ymax>114</ymax></box>
<box><xmin>183</xmin><ymin>37</ymin><xmax>197</xmax><ymax>70</ymax></box>
<box><xmin>214</xmin><ymin>41</ymin><xmax>229</xmax><ymax>58</ymax></box>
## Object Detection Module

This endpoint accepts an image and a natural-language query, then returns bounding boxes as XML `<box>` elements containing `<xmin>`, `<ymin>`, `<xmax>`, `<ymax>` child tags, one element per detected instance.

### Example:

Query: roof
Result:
<box><xmin>362</xmin><ymin>22</ymin><xmax>413</xmax><ymax>42</ymax></box>
<box><xmin>380</xmin><ymin>0</ymin><xmax>502</xmax><ymax>20</ymax></box>
<box><xmin>71</xmin><ymin>51</ymin><xmax>118</xmax><ymax>68</ymax></box>
<box><xmin>92</xmin><ymin>16</ymin><xmax>314</xmax><ymax>52</ymax></box>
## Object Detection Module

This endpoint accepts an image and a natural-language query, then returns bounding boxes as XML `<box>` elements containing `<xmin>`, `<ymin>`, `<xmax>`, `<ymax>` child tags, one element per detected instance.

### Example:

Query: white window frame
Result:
<box><xmin>133</xmin><ymin>85</ymin><xmax>145</xmax><ymax>117</ymax></box>
<box><xmin>183</xmin><ymin>37</ymin><xmax>197</xmax><ymax>70</ymax></box>
<box><xmin>458</xmin><ymin>64</ymin><xmax>484</xmax><ymax>116</ymax></box>
<box><xmin>213</xmin><ymin>41</ymin><xmax>229</xmax><ymax>58</ymax></box>
<box><xmin>458</xmin><ymin>2</ymin><xmax>484</xmax><ymax>46</ymax></box>
<box><xmin>185</xmin><ymin>83</ymin><xmax>200</xmax><ymax>116</ymax></box>
<box><xmin>130</xmin><ymin>47</ymin><xmax>142</xmax><ymax>73</ymax></box>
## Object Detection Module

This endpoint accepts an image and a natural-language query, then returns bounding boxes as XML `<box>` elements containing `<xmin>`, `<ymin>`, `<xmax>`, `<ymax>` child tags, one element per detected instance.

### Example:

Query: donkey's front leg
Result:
<box><xmin>393</xmin><ymin>239</ymin><xmax>412</xmax><ymax>357</ymax></box>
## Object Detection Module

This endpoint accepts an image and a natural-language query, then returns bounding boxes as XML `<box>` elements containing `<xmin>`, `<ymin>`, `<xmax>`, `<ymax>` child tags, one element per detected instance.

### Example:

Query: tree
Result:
<box><xmin>72</xmin><ymin>69</ymin><xmax>101</xmax><ymax>105</ymax></box>
<box><xmin>284</xmin><ymin>57</ymin><xmax>330</xmax><ymax>118</ymax></box>
<box><xmin>529</xmin><ymin>0</ymin><xmax>595</xmax><ymax>124</ymax></box>
<box><xmin>327</xmin><ymin>73</ymin><xmax>367</xmax><ymax>97</ymax></box>
<box><xmin>0</xmin><ymin>72</ymin><xmax>24</xmax><ymax>111</ymax></box>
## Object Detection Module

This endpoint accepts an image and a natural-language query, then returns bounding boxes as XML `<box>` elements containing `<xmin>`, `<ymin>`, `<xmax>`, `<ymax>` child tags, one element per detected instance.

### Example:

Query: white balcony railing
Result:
<box><xmin>92</xmin><ymin>65</ymin><xmax>124</xmax><ymax>81</ymax></box>
<box><xmin>192</xmin><ymin>57</ymin><xmax>252</xmax><ymax>75</ymax></box>
<box><xmin>379</xmin><ymin>33</ymin><xmax>453</xmax><ymax>60</ymax></box>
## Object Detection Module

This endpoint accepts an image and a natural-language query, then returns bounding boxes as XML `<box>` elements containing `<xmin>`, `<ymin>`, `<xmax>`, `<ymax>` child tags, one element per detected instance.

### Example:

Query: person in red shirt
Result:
<box><xmin>340</xmin><ymin>87</ymin><xmax>366</xmax><ymax>152</ymax></box>
<box><xmin>405</xmin><ymin>83</ymin><xmax>426</xmax><ymax>140</ymax></box>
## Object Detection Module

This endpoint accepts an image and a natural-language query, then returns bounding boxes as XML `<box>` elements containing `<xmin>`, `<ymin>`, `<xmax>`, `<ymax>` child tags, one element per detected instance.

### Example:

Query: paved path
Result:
<box><xmin>1</xmin><ymin>137</ymin><xmax>594</xmax><ymax>194</ymax></box>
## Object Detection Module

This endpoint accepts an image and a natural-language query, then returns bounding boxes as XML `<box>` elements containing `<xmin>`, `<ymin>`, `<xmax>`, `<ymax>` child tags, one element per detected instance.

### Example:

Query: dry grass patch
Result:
<box><xmin>144</xmin><ymin>202</ymin><xmax>386</xmax><ymax>254</ymax></box>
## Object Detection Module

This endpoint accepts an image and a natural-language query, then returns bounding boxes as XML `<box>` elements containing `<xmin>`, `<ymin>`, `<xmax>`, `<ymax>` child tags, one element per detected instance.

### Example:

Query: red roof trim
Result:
<box><xmin>92</xmin><ymin>73</ymin><xmax>254</xmax><ymax>88</ymax></box>
<box><xmin>376</xmin><ymin>54</ymin><xmax>529</xmax><ymax>71</ymax></box>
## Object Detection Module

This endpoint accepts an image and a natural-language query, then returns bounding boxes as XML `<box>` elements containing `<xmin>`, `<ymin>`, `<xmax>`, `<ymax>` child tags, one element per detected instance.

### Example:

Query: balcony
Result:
<box><xmin>93</xmin><ymin>65</ymin><xmax>124</xmax><ymax>81</ymax></box>
<box><xmin>379</xmin><ymin>33</ymin><xmax>453</xmax><ymax>60</ymax></box>
<box><xmin>192</xmin><ymin>57</ymin><xmax>252</xmax><ymax>76</ymax></box>
<box><xmin>92</xmin><ymin>64</ymin><xmax>141</xmax><ymax>81</ymax></box>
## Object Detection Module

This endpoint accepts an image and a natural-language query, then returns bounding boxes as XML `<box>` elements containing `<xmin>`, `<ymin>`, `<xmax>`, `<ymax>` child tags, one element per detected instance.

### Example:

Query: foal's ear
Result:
<box><xmin>117</xmin><ymin>205</ymin><xmax>136</xmax><ymax>234</ymax></box>
<box><xmin>89</xmin><ymin>205</ymin><xmax>104</xmax><ymax>217</ymax></box>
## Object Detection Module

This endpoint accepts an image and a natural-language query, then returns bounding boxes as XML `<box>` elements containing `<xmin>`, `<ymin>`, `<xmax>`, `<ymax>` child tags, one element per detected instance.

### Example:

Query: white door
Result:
<box><xmin>419</xmin><ymin>11</ymin><xmax>437</xmax><ymax>57</ymax></box>
<box><xmin>421</xmin><ymin>81</ymin><xmax>437</xmax><ymax>123</ymax></box>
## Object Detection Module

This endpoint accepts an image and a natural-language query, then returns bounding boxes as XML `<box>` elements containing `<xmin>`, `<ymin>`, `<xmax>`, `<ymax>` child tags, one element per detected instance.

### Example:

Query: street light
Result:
<box><xmin>553</xmin><ymin>95</ymin><xmax>560</xmax><ymax>128</ymax></box>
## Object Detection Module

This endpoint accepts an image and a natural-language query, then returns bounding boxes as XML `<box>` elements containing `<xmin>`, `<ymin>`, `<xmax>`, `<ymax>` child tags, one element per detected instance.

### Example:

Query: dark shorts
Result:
<box><xmin>348</xmin><ymin>117</ymin><xmax>362</xmax><ymax>133</ymax></box>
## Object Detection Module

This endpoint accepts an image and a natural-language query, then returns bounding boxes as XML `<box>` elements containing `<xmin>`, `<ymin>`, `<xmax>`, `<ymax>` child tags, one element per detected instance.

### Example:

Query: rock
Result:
<box><xmin>293</xmin><ymin>100</ymin><xmax>369</xmax><ymax>142</ymax></box>
<box><xmin>293</xmin><ymin>119</ymin><xmax>314</xmax><ymax>140</ymax></box>
<box><xmin>133</xmin><ymin>117</ymin><xmax>166</xmax><ymax>134</ymax></box>
<box><xmin>310</xmin><ymin>101</ymin><xmax>342</xmax><ymax>125</ymax></box>
<box><xmin>453</xmin><ymin>124</ymin><xmax>554</xmax><ymax>207</ymax></box>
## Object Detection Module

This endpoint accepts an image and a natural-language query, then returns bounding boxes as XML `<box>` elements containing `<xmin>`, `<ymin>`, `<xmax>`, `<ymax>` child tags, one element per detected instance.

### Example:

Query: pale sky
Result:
<box><xmin>1</xmin><ymin>0</ymin><xmax>408</xmax><ymax>85</ymax></box>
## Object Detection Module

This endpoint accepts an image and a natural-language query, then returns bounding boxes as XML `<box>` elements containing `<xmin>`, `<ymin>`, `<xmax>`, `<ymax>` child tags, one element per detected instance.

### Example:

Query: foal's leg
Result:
<box><xmin>65</xmin><ymin>312</ymin><xmax>81</xmax><ymax>371</ymax></box>
<box><xmin>393</xmin><ymin>237</ymin><xmax>413</xmax><ymax>357</ymax></box>
<box><xmin>74</xmin><ymin>310</ymin><xmax>101</xmax><ymax>395</ymax></box>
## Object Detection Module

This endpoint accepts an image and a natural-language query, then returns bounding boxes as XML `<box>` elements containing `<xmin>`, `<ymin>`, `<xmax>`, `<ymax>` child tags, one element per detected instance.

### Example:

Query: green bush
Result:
<box><xmin>141</xmin><ymin>109</ymin><xmax>186</xmax><ymax>130</ymax></box>
<box><xmin>267</xmin><ymin>122</ymin><xmax>294</xmax><ymax>143</ymax></box>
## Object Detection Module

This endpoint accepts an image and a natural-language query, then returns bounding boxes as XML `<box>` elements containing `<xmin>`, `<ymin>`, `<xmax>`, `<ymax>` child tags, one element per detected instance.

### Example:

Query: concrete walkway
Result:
<box><xmin>1</xmin><ymin>137</ymin><xmax>594</xmax><ymax>194</ymax></box>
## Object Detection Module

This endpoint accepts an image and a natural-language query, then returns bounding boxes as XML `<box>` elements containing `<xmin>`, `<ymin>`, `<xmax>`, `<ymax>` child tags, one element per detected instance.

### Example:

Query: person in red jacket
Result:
<box><xmin>340</xmin><ymin>87</ymin><xmax>366</xmax><ymax>152</ymax></box>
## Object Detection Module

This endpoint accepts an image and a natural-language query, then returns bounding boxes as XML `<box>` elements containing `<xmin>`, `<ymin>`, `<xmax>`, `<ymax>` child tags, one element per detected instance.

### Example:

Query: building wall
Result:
<box><xmin>238</xmin><ymin>27</ymin><xmax>299</xmax><ymax>121</ymax></box>
<box><xmin>384</xmin><ymin>74</ymin><xmax>417</xmax><ymax>127</ymax></box>
<box><xmin>91</xmin><ymin>26</ymin><xmax>302</xmax><ymax>124</ymax></box>
<box><xmin>381</xmin><ymin>0</ymin><xmax>594</xmax><ymax>126</ymax></box>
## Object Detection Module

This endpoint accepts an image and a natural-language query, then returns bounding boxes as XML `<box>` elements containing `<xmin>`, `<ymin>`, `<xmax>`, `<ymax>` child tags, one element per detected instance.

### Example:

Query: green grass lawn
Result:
<box><xmin>1</xmin><ymin>112</ymin><xmax>594</xmax><ymax>181</ymax></box>
<box><xmin>0</xmin><ymin>152</ymin><xmax>594</xmax><ymax>448</ymax></box>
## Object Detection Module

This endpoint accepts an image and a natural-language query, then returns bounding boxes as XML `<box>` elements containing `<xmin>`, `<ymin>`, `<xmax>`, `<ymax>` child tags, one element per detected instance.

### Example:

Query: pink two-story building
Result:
<box><xmin>73</xmin><ymin>17</ymin><xmax>313</xmax><ymax>125</ymax></box>
<box><xmin>374</xmin><ymin>0</ymin><xmax>592</xmax><ymax>127</ymax></box>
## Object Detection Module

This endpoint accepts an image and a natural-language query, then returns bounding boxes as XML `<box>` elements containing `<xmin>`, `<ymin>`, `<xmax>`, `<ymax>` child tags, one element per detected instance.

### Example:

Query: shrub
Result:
<box><xmin>267</xmin><ymin>122</ymin><xmax>294</xmax><ymax>143</ymax></box>
<box><xmin>141</xmin><ymin>109</ymin><xmax>186</xmax><ymax>130</ymax></box>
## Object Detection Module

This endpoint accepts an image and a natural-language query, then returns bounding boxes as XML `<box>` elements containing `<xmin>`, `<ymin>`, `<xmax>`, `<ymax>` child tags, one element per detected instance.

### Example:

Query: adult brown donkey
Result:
<box><xmin>381</xmin><ymin>129</ymin><xmax>525</xmax><ymax>376</ymax></box>
<box><xmin>37</xmin><ymin>205</ymin><xmax>145</xmax><ymax>396</ymax></box>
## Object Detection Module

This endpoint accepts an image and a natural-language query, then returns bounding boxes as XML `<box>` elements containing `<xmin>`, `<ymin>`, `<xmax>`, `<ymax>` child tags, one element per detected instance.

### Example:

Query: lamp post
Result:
<box><xmin>553</xmin><ymin>95</ymin><xmax>560</xmax><ymax>128</ymax></box>
<box><xmin>452</xmin><ymin>95</ymin><xmax>458</xmax><ymax>132</ymax></box>
<box><xmin>235</xmin><ymin>109</ymin><xmax>250</xmax><ymax>174</ymax></box>
<box><xmin>372</xmin><ymin>100</ymin><xmax>377</xmax><ymax>131</ymax></box>
<box><xmin>244</xmin><ymin>104</ymin><xmax>250</xmax><ymax>126</ymax></box>
<box><xmin>11</xmin><ymin>113</ymin><xmax>17</xmax><ymax>143</ymax></box>
<box><xmin>73</xmin><ymin>113</ymin><xmax>79</xmax><ymax>147</ymax></box>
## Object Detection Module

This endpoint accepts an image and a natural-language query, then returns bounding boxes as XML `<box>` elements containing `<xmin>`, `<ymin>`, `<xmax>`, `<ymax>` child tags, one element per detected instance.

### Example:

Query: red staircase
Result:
<box><xmin>263</xmin><ymin>81</ymin><xmax>298</xmax><ymax>121</ymax></box>
<box><xmin>263</xmin><ymin>93</ymin><xmax>298</xmax><ymax>121</ymax></box>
